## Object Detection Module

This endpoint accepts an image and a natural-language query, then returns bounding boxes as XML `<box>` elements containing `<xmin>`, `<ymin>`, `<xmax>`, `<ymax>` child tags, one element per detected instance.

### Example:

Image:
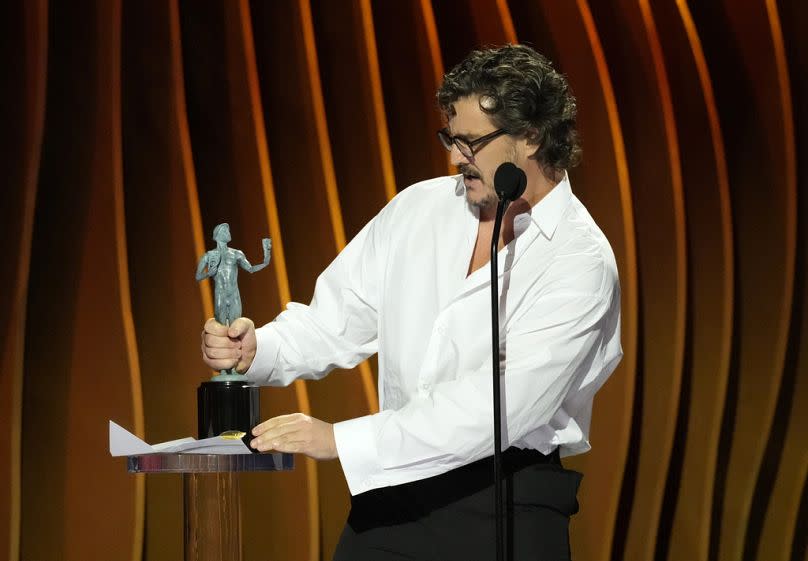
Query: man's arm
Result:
<box><xmin>202</xmin><ymin>195</ymin><xmax>395</xmax><ymax>383</ymax></box>
<box><xmin>242</xmin><ymin>197</ymin><xmax>395</xmax><ymax>386</ymax></box>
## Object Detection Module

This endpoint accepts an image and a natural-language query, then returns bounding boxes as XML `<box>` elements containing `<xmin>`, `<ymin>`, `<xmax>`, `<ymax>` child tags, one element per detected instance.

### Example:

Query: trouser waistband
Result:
<box><xmin>349</xmin><ymin>447</ymin><xmax>564</xmax><ymax>526</ymax></box>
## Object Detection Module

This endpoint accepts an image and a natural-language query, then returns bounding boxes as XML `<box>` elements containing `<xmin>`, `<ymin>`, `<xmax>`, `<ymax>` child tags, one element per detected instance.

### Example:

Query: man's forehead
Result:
<box><xmin>448</xmin><ymin>96</ymin><xmax>494</xmax><ymax>135</ymax></box>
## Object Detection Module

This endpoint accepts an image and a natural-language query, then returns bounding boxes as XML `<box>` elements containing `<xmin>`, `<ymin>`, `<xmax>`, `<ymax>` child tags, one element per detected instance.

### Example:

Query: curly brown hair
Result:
<box><xmin>437</xmin><ymin>44</ymin><xmax>581</xmax><ymax>172</ymax></box>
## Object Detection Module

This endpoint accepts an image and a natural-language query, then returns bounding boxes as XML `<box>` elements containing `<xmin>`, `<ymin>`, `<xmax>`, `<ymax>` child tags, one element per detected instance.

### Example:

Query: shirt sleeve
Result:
<box><xmin>244</xmin><ymin>197</ymin><xmax>395</xmax><ymax>387</ymax></box>
<box><xmin>333</xmin><ymin>257</ymin><xmax>622</xmax><ymax>495</ymax></box>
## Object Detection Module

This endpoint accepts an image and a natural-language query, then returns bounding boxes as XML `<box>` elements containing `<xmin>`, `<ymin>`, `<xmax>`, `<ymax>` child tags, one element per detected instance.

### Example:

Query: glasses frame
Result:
<box><xmin>437</xmin><ymin>128</ymin><xmax>507</xmax><ymax>160</ymax></box>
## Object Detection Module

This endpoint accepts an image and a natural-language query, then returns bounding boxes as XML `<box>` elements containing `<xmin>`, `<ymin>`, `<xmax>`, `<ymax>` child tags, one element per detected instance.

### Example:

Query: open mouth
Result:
<box><xmin>462</xmin><ymin>175</ymin><xmax>482</xmax><ymax>191</ymax></box>
<box><xmin>460</xmin><ymin>166</ymin><xmax>481</xmax><ymax>184</ymax></box>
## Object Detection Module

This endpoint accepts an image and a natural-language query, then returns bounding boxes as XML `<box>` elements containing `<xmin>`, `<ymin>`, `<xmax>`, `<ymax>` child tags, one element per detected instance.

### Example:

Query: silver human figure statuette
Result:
<box><xmin>196</xmin><ymin>223</ymin><xmax>271</xmax><ymax>380</ymax></box>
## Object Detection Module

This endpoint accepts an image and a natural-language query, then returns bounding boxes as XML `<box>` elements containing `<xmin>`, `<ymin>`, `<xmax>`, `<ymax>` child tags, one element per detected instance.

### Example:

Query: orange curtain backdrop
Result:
<box><xmin>0</xmin><ymin>2</ymin><xmax>47</xmax><ymax>561</ymax></box>
<box><xmin>651</xmin><ymin>2</ymin><xmax>735</xmax><ymax>560</ymax></box>
<box><xmin>587</xmin><ymin>3</ymin><xmax>687</xmax><ymax>560</ymax></box>
<box><xmin>686</xmin><ymin>4</ymin><xmax>798</xmax><ymax>561</ymax></box>
<box><xmin>21</xmin><ymin>2</ymin><xmax>145</xmax><ymax>561</ymax></box>
<box><xmin>1</xmin><ymin>1</ymin><xmax>806</xmax><ymax>560</ymax></box>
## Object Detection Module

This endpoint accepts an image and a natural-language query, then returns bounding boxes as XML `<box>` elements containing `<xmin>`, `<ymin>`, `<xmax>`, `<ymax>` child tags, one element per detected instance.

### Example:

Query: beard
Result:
<box><xmin>468</xmin><ymin>190</ymin><xmax>499</xmax><ymax>210</ymax></box>
<box><xmin>459</xmin><ymin>163</ymin><xmax>498</xmax><ymax>210</ymax></box>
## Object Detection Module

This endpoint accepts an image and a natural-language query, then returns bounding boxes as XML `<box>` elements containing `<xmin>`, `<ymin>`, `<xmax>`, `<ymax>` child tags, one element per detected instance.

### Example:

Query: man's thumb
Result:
<box><xmin>228</xmin><ymin>317</ymin><xmax>253</xmax><ymax>338</ymax></box>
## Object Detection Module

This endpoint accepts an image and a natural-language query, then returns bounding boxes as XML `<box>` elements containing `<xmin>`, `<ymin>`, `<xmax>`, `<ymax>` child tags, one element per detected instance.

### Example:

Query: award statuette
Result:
<box><xmin>195</xmin><ymin>223</ymin><xmax>271</xmax><ymax>440</ymax></box>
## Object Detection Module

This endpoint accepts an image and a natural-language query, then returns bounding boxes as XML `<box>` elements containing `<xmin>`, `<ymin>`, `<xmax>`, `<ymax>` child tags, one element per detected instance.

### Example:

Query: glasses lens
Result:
<box><xmin>456</xmin><ymin>139</ymin><xmax>473</xmax><ymax>159</ymax></box>
<box><xmin>437</xmin><ymin>130</ymin><xmax>453</xmax><ymax>152</ymax></box>
<box><xmin>437</xmin><ymin>130</ymin><xmax>475</xmax><ymax>158</ymax></box>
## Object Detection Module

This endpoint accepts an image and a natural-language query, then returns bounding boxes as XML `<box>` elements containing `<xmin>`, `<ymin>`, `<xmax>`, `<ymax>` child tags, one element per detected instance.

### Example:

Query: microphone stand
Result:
<box><xmin>491</xmin><ymin>193</ymin><xmax>509</xmax><ymax>561</ymax></box>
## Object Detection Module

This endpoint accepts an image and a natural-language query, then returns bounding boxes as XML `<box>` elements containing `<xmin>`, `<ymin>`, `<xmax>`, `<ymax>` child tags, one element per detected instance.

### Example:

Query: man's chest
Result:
<box><xmin>378</xmin><ymin>222</ymin><xmax>545</xmax><ymax>366</ymax></box>
<box><xmin>467</xmin><ymin>223</ymin><xmax>492</xmax><ymax>276</ymax></box>
<box><xmin>466</xmin><ymin>221</ymin><xmax>514</xmax><ymax>276</ymax></box>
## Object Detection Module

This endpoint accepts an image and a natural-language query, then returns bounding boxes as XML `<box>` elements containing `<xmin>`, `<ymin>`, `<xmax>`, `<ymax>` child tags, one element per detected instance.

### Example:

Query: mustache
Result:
<box><xmin>458</xmin><ymin>164</ymin><xmax>481</xmax><ymax>178</ymax></box>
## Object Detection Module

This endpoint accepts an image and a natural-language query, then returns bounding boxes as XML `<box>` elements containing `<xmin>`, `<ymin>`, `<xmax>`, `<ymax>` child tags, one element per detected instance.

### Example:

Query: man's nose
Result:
<box><xmin>449</xmin><ymin>144</ymin><xmax>470</xmax><ymax>167</ymax></box>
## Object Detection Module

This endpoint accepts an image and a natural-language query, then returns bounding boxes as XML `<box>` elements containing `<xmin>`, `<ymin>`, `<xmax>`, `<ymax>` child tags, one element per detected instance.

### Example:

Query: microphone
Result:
<box><xmin>489</xmin><ymin>162</ymin><xmax>526</xmax><ymax>561</ymax></box>
<box><xmin>494</xmin><ymin>162</ymin><xmax>527</xmax><ymax>202</ymax></box>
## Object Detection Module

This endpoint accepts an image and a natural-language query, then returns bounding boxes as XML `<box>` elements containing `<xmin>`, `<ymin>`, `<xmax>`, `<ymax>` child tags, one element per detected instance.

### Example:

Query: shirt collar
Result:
<box><xmin>455</xmin><ymin>171</ymin><xmax>573</xmax><ymax>240</ymax></box>
<box><xmin>523</xmin><ymin>171</ymin><xmax>572</xmax><ymax>240</ymax></box>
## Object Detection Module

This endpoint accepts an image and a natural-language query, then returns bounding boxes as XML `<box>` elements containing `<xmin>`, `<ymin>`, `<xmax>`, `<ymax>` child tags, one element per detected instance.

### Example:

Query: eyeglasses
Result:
<box><xmin>437</xmin><ymin>128</ymin><xmax>507</xmax><ymax>159</ymax></box>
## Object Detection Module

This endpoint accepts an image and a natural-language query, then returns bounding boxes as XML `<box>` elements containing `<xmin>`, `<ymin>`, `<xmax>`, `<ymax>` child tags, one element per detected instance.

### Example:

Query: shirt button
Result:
<box><xmin>419</xmin><ymin>382</ymin><xmax>431</xmax><ymax>392</ymax></box>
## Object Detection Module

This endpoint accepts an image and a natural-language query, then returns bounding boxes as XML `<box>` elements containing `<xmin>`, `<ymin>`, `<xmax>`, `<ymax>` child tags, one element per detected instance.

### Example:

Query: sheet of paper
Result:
<box><xmin>109</xmin><ymin>420</ymin><xmax>252</xmax><ymax>456</ymax></box>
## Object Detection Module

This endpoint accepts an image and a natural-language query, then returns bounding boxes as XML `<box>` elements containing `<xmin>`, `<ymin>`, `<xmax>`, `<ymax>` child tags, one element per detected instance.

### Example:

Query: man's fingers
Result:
<box><xmin>250</xmin><ymin>429</ymin><xmax>305</xmax><ymax>452</ymax></box>
<box><xmin>253</xmin><ymin>414</ymin><xmax>294</xmax><ymax>435</ymax></box>
<box><xmin>235</xmin><ymin>358</ymin><xmax>253</xmax><ymax>374</ymax></box>
<box><xmin>201</xmin><ymin>343</ymin><xmax>239</xmax><ymax>369</ymax></box>
<box><xmin>253</xmin><ymin>413</ymin><xmax>309</xmax><ymax>435</ymax></box>
<box><xmin>204</xmin><ymin>332</ymin><xmax>240</xmax><ymax>349</ymax></box>
<box><xmin>201</xmin><ymin>352</ymin><xmax>238</xmax><ymax>371</ymax></box>
<box><xmin>260</xmin><ymin>438</ymin><xmax>305</xmax><ymax>454</ymax></box>
<box><xmin>203</xmin><ymin>346</ymin><xmax>241</xmax><ymax>360</ymax></box>
<box><xmin>204</xmin><ymin>318</ymin><xmax>229</xmax><ymax>336</ymax></box>
<box><xmin>201</xmin><ymin>318</ymin><xmax>248</xmax><ymax>372</ymax></box>
<box><xmin>228</xmin><ymin>317</ymin><xmax>254</xmax><ymax>339</ymax></box>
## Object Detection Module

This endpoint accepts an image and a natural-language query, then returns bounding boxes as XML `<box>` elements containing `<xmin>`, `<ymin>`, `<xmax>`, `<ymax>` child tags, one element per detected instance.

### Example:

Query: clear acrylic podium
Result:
<box><xmin>128</xmin><ymin>453</ymin><xmax>294</xmax><ymax>561</ymax></box>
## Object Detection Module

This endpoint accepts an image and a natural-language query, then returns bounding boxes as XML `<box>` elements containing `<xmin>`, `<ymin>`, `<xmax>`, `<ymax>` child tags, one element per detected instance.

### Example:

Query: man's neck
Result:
<box><xmin>478</xmin><ymin>166</ymin><xmax>562</xmax><ymax>222</ymax></box>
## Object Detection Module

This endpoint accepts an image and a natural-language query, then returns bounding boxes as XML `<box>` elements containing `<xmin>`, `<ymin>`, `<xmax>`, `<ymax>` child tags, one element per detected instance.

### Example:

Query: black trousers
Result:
<box><xmin>333</xmin><ymin>448</ymin><xmax>582</xmax><ymax>561</ymax></box>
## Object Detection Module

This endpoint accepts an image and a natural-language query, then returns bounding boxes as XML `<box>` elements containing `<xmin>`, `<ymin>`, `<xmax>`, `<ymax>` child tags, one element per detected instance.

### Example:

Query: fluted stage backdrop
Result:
<box><xmin>1</xmin><ymin>0</ymin><xmax>806</xmax><ymax>560</ymax></box>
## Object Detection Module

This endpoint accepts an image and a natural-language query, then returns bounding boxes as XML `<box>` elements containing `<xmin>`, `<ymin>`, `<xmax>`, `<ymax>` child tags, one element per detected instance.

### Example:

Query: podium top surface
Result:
<box><xmin>126</xmin><ymin>452</ymin><xmax>294</xmax><ymax>473</ymax></box>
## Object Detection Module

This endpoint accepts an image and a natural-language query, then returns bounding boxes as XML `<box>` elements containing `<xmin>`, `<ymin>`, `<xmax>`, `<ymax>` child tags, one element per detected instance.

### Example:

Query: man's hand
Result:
<box><xmin>249</xmin><ymin>413</ymin><xmax>337</xmax><ymax>460</ymax></box>
<box><xmin>200</xmin><ymin>317</ymin><xmax>257</xmax><ymax>373</ymax></box>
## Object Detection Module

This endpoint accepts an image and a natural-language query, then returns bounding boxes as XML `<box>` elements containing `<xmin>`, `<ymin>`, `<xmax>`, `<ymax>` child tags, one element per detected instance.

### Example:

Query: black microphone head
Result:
<box><xmin>494</xmin><ymin>162</ymin><xmax>527</xmax><ymax>201</ymax></box>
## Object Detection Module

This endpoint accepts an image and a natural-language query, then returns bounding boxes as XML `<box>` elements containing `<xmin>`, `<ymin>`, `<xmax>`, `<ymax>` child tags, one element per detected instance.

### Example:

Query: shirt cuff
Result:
<box><xmin>333</xmin><ymin>414</ymin><xmax>385</xmax><ymax>496</ymax></box>
<box><xmin>244</xmin><ymin>325</ymin><xmax>282</xmax><ymax>385</ymax></box>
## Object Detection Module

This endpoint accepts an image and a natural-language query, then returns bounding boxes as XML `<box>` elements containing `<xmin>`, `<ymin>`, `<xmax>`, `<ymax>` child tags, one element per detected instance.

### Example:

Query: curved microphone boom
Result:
<box><xmin>490</xmin><ymin>161</ymin><xmax>526</xmax><ymax>561</ymax></box>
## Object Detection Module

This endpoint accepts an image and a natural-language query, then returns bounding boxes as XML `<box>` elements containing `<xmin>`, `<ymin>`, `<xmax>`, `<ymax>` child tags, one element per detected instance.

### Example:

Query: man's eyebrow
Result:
<box><xmin>449</xmin><ymin>129</ymin><xmax>483</xmax><ymax>141</ymax></box>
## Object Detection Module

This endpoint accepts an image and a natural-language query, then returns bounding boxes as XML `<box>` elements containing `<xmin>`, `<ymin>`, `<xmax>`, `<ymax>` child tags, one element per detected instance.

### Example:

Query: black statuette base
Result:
<box><xmin>197</xmin><ymin>380</ymin><xmax>260</xmax><ymax>441</ymax></box>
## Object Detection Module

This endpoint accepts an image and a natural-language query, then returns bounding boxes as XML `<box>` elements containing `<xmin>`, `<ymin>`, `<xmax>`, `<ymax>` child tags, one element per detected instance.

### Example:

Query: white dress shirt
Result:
<box><xmin>246</xmin><ymin>174</ymin><xmax>622</xmax><ymax>496</ymax></box>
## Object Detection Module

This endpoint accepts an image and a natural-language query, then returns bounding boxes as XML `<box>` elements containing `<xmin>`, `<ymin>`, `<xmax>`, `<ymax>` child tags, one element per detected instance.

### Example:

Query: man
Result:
<box><xmin>202</xmin><ymin>44</ymin><xmax>622</xmax><ymax>560</ymax></box>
